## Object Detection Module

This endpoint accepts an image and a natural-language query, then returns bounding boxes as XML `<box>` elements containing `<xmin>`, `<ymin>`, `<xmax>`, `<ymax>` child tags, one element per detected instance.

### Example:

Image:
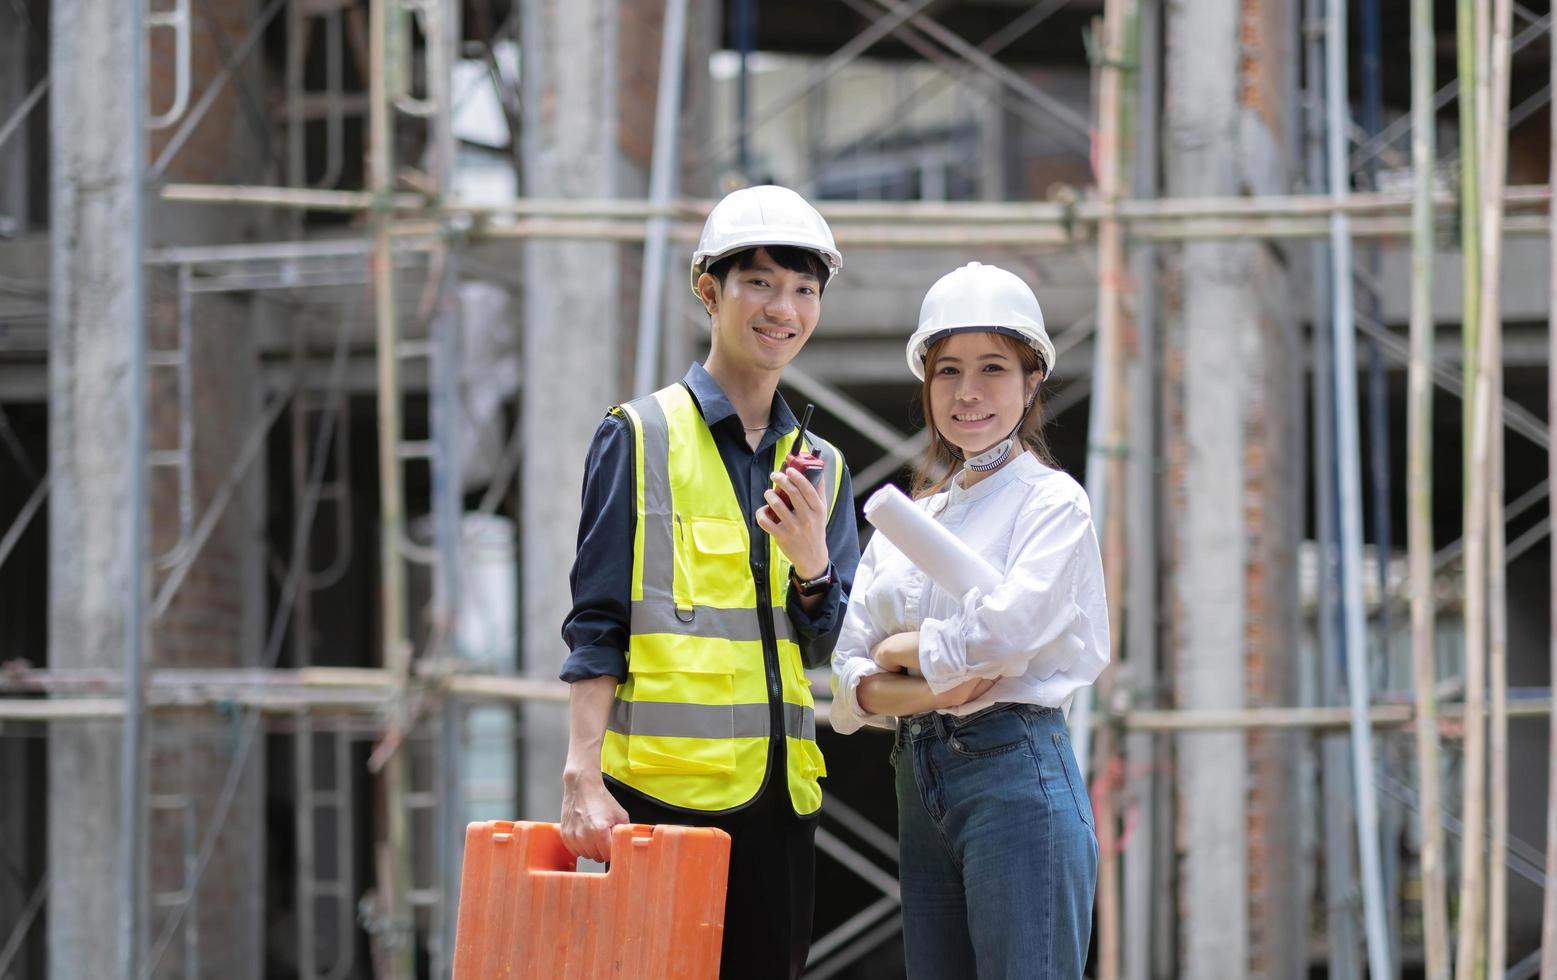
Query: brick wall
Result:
<box><xmin>146</xmin><ymin>0</ymin><xmax>261</xmax><ymax>183</ymax></box>
<box><xmin>143</xmin><ymin>268</ymin><xmax>266</xmax><ymax>980</ymax></box>
<box><xmin>140</xmin><ymin>1</ymin><xmax>269</xmax><ymax>975</ymax></box>
<box><xmin>1241</xmin><ymin>243</ymin><xmax>1305</xmax><ymax>978</ymax></box>
<box><xmin>147</xmin><ymin>277</ymin><xmax>259</xmax><ymax>671</ymax></box>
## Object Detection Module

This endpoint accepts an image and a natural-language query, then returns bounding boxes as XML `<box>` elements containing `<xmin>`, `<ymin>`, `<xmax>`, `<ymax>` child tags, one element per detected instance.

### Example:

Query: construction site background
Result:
<box><xmin>1</xmin><ymin>0</ymin><xmax>1555</xmax><ymax>978</ymax></box>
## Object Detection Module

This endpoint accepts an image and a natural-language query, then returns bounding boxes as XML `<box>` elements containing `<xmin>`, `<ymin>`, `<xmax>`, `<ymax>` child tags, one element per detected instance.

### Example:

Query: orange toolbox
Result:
<box><xmin>452</xmin><ymin>820</ymin><xmax>731</xmax><ymax>979</ymax></box>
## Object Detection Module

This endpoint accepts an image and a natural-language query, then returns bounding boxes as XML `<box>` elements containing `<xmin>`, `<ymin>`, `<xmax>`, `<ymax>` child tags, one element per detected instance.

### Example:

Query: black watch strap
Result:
<box><xmin>790</xmin><ymin>562</ymin><xmax>835</xmax><ymax>597</ymax></box>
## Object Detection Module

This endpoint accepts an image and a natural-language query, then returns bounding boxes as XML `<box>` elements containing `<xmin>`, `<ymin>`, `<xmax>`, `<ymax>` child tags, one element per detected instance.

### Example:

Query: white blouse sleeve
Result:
<box><xmin>917</xmin><ymin>497</ymin><xmax>1105</xmax><ymax>694</ymax></box>
<box><xmin>828</xmin><ymin>538</ymin><xmax>897</xmax><ymax>734</ymax></box>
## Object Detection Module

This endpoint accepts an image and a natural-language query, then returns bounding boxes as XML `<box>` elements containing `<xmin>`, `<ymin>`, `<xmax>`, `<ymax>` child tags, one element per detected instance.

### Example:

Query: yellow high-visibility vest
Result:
<box><xmin>600</xmin><ymin>382</ymin><xmax>843</xmax><ymax>815</ymax></box>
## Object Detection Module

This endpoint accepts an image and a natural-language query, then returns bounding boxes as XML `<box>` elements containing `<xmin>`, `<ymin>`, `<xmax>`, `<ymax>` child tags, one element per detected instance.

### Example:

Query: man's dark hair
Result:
<box><xmin>705</xmin><ymin>245</ymin><xmax>830</xmax><ymax>296</ymax></box>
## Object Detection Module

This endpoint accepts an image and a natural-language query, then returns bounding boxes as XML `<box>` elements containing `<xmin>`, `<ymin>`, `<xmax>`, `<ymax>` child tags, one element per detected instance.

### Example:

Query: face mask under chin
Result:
<box><xmin>944</xmin><ymin>435</ymin><xmax>1015</xmax><ymax>473</ymax></box>
<box><xmin>943</xmin><ymin>392</ymin><xmax>1033</xmax><ymax>475</ymax></box>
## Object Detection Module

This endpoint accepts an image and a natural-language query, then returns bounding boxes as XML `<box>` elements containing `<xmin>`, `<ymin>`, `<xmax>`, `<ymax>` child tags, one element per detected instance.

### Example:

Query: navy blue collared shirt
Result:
<box><xmin>561</xmin><ymin>362</ymin><xmax>860</xmax><ymax>683</ymax></box>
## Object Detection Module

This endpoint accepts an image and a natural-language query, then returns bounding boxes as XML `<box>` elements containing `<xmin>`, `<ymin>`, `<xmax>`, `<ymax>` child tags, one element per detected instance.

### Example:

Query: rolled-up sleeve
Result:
<box><xmin>560</xmin><ymin>415</ymin><xmax>635</xmax><ymax>683</ymax></box>
<box><xmin>917</xmin><ymin>499</ymin><xmax>1102</xmax><ymax>694</ymax></box>
<box><xmin>787</xmin><ymin>464</ymin><xmax>861</xmax><ymax>669</ymax></box>
<box><xmin>827</xmin><ymin>541</ymin><xmax>897</xmax><ymax>734</ymax></box>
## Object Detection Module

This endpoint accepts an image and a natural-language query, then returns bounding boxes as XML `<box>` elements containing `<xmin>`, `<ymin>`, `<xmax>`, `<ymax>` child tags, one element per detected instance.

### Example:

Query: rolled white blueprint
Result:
<box><xmin>863</xmin><ymin>484</ymin><xmax>1001</xmax><ymax>598</ymax></box>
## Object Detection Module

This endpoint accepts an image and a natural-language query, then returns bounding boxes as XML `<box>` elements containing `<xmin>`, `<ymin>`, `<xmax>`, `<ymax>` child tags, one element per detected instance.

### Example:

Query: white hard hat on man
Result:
<box><xmin>690</xmin><ymin>185</ymin><xmax>843</xmax><ymax>296</ymax></box>
<box><xmin>905</xmin><ymin>261</ymin><xmax>1056</xmax><ymax>382</ymax></box>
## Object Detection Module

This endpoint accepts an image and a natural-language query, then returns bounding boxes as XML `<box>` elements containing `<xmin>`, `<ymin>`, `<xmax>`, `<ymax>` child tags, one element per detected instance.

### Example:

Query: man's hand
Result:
<box><xmin>871</xmin><ymin>631</ymin><xmax>921</xmax><ymax>673</ymax></box>
<box><xmin>560</xmin><ymin>768</ymin><xmax>629</xmax><ymax>863</ymax></box>
<box><xmin>560</xmin><ymin>676</ymin><xmax>628</xmax><ymax>862</ymax></box>
<box><xmin>756</xmin><ymin>466</ymin><xmax>829</xmax><ymax>581</ymax></box>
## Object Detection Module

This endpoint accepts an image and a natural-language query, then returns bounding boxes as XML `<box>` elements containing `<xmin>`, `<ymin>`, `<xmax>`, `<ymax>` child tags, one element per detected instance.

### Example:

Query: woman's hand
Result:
<box><xmin>871</xmin><ymin>631</ymin><xmax>921</xmax><ymax>673</ymax></box>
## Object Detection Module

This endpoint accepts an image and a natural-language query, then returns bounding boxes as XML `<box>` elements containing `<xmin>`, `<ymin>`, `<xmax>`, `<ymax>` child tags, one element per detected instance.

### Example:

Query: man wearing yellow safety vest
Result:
<box><xmin>558</xmin><ymin>185</ymin><xmax>862</xmax><ymax>979</ymax></box>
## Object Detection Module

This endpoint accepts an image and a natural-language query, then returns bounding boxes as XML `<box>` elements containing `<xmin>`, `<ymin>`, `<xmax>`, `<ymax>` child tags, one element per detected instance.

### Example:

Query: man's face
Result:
<box><xmin>699</xmin><ymin>247</ymin><xmax>822</xmax><ymax>375</ymax></box>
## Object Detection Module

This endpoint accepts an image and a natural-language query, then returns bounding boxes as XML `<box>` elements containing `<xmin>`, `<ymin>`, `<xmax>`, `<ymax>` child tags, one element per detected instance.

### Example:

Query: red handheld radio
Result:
<box><xmin>768</xmin><ymin>404</ymin><xmax>825</xmax><ymax>518</ymax></box>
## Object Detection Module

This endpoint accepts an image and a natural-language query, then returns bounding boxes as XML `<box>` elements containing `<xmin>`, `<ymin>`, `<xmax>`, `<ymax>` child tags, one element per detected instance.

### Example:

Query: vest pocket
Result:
<box><xmin>682</xmin><ymin>516</ymin><xmax>751</xmax><ymax>609</ymax></box>
<box><xmin>627</xmin><ymin>732</ymin><xmax>737</xmax><ymax>775</ymax></box>
<box><xmin>624</xmin><ymin>647</ymin><xmax>738</xmax><ymax>775</ymax></box>
<box><xmin>791</xmin><ymin>736</ymin><xmax>828</xmax><ymax>779</ymax></box>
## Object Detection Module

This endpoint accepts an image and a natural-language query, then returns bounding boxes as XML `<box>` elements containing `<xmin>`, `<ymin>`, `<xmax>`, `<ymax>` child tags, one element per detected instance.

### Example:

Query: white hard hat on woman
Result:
<box><xmin>906</xmin><ymin>261</ymin><xmax>1057</xmax><ymax>473</ymax></box>
<box><xmin>905</xmin><ymin>261</ymin><xmax>1056</xmax><ymax>381</ymax></box>
<box><xmin>690</xmin><ymin>185</ymin><xmax>843</xmax><ymax>296</ymax></box>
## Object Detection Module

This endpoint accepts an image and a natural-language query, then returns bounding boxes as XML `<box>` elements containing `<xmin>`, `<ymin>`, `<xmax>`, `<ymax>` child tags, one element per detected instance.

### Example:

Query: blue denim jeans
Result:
<box><xmin>891</xmin><ymin>703</ymin><xmax>1098</xmax><ymax>980</ymax></box>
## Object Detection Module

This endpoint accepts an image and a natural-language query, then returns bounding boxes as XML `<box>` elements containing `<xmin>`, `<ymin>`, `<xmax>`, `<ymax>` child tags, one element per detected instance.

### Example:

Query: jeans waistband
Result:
<box><xmin>896</xmin><ymin>702</ymin><xmax>1059</xmax><ymax>743</ymax></box>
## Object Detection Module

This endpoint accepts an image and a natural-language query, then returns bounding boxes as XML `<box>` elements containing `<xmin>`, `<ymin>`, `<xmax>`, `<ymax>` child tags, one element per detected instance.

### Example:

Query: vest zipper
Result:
<box><xmin>752</xmin><ymin>557</ymin><xmax>785</xmax><ymax>751</ymax></box>
<box><xmin>756</xmin><ymin>445</ymin><xmax>786</xmax><ymax>768</ymax></box>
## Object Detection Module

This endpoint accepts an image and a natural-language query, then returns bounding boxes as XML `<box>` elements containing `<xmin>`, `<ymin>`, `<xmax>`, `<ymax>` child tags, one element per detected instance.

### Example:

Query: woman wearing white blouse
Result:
<box><xmin>831</xmin><ymin>262</ymin><xmax>1109</xmax><ymax>979</ymax></box>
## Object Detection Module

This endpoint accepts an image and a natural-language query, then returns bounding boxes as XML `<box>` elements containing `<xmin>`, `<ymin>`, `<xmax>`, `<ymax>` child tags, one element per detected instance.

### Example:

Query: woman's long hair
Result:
<box><xmin>909</xmin><ymin>332</ymin><xmax>1056</xmax><ymax>500</ymax></box>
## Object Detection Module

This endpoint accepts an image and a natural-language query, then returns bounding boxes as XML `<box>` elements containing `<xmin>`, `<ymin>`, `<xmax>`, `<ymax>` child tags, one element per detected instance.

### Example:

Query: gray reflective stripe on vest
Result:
<box><xmin>628</xmin><ymin>393</ymin><xmax>675</xmax><ymax>607</ymax></box>
<box><xmin>812</xmin><ymin>436</ymin><xmax>841</xmax><ymax>518</ymax></box>
<box><xmin>785</xmin><ymin>701</ymin><xmax>817</xmax><ymax>741</ymax></box>
<box><xmin>631</xmin><ymin>599</ymin><xmax>795</xmax><ymax>644</ymax></box>
<box><xmin>609</xmin><ymin>698</ymin><xmax>816</xmax><ymax>741</ymax></box>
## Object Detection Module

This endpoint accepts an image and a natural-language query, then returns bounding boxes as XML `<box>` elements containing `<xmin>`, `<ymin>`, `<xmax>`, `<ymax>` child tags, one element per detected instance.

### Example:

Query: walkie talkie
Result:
<box><xmin>769</xmin><ymin>404</ymin><xmax>825</xmax><ymax>515</ymax></box>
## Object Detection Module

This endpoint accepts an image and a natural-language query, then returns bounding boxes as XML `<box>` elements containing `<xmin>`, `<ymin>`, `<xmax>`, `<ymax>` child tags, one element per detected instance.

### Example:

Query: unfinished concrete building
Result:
<box><xmin>1</xmin><ymin>0</ymin><xmax>1554</xmax><ymax>977</ymax></box>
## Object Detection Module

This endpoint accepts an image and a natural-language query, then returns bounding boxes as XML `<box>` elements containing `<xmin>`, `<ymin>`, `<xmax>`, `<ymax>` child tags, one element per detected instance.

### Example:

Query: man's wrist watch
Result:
<box><xmin>790</xmin><ymin>562</ymin><xmax>835</xmax><ymax>597</ymax></box>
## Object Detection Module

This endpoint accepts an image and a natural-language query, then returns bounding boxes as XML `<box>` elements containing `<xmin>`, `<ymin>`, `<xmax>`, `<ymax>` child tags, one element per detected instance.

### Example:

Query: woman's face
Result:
<box><xmin>927</xmin><ymin>331</ymin><xmax>1038</xmax><ymax>458</ymax></box>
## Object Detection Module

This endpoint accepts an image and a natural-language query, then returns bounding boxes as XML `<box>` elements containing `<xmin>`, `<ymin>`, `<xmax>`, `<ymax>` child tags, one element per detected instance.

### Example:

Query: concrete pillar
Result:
<box><xmin>47</xmin><ymin>0</ymin><xmax>144</xmax><ymax>974</ymax></box>
<box><xmin>516</xmin><ymin>0</ymin><xmax>718</xmax><ymax>822</ymax></box>
<box><xmin>518</xmin><ymin>0</ymin><xmax>624</xmax><ymax>822</ymax></box>
<box><xmin>1163</xmin><ymin>0</ymin><xmax>1302</xmax><ymax>975</ymax></box>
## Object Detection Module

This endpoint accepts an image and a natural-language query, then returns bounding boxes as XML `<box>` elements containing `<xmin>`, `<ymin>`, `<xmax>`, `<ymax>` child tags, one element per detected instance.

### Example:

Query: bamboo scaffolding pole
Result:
<box><xmin>1483</xmin><ymin>2</ymin><xmax>1514</xmax><ymax>974</ymax></box>
<box><xmin>1455</xmin><ymin>0</ymin><xmax>1492</xmax><ymax>973</ymax></box>
<box><xmin>0</xmin><ymin>665</ymin><xmax>569</xmax><ymax>702</ymax></box>
<box><xmin>368</xmin><ymin>0</ymin><xmax>414</xmax><ymax>975</ymax></box>
<box><xmin>1407</xmin><ymin>0</ymin><xmax>1450</xmax><ymax>973</ymax></box>
<box><xmin>159</xmin><ymin>179</ymin><xmax>1553</xmax><ymax>224</ymax></box>
<box><xmin>155</xmin><ymin>180</ymin><xmax>1557</xmax><ymax>251</ymax></box>
<box><xmin>1542</xmin><ymin>6</ymin><xmax>1557</xmax><ymax>972</ymax></box>
<box><xmin>1120</xmin><ymin>0</ymin><xmax>1161</xmax><ymax>974</ymax></box>
<box><xmin>121</xmin><ymin>0</ymin><xmax>151</xmax><ymax>966</ymax></box>
<box><xmin>1089</xmin><ymin>0</ymin><xmax>1135</xmax><ymax>975</ymax></box>
<box><xmin>1451</xmin><ymin>0</ymin><xmax>1488</xmax><ymax>965</ymax></box>
<box><xmin>5</xmin><ymin>676</ymin><xmax>1550</xmax><ymax>729</ymax></box>
<box><xmin>164</xmin><ymin>207</ymin><xmax>1528</xmax><ymax>248</ymax></box>
<box><xmin>426</xmin><ymin>2</ymin><xmax>466</xmax><ymax>969</ymax></box>
<box><xmin>422</xmin><ymin>214</ymin><xmax>1557</xmax><ymax>246</ymax></box>
<box><xmin>1119</xmin><ymin>700</ymin><xmax>1554</xmax><ymax>730</ymax></box>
